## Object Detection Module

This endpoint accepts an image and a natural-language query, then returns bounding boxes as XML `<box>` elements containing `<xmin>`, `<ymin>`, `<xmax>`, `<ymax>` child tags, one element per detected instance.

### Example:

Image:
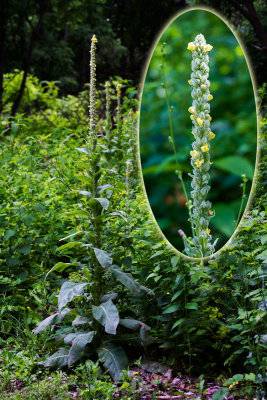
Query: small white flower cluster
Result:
<box><xmin>181</xmin><ymin>34</ymin><xmax>218</xmax><ymax>258</ymax></box>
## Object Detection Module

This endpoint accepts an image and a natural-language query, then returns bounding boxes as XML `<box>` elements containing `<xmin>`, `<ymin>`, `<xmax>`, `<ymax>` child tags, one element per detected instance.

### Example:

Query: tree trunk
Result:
<box><xmin>229</xmin><ymin>0</ymin><xmax>267</xmax><ymax>50</ymax></box>
<box><xmin>11</xmin><ymin>0</ymin><xmax>48</xmax><ymax>116</ymax></box>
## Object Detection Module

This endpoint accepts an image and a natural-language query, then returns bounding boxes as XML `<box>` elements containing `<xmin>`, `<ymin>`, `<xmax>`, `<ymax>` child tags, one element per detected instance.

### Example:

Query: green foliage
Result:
<box><xmin>0</xmin><ymin>18</ymin><xmax>266</xmax><ymax>399</ymax></box>
<box><xmin>33</xmin><ymin>38</ymin><xmax>152</xmax><ymax>381</ymax></box>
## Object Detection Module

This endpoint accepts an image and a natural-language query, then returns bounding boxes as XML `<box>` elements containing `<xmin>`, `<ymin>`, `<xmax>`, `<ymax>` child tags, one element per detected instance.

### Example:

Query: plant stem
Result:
<box><xmin>160</xmin><ymin>44</ymin><xmax>190</xmax><ymax>214</ymax></box>
<box><xmin>235</xmin><ymin>174</ymin><xmax>248</xmax><ymax>228</ymax></box>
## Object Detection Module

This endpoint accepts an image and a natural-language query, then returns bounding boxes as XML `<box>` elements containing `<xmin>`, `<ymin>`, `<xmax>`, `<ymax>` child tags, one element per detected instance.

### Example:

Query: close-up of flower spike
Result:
<box><xmin>180</xmin><ymin>33</ymin><xmax>218</xmax><ymax>258</ymax></box>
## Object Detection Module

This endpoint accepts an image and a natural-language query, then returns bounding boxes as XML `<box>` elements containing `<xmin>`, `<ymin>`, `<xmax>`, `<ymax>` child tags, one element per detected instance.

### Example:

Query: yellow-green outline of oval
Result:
<box><xmin>136</xmin><ymin>5</ymin><xmax>261</xmax><ymax>263</ymax></box>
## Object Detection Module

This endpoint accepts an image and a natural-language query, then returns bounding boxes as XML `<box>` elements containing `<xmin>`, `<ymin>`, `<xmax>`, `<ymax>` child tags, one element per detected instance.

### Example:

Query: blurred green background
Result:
<box><xmin>139</xmin><ymin>9</ymin><xmax>257</xmax><ymax>253</ymax></box>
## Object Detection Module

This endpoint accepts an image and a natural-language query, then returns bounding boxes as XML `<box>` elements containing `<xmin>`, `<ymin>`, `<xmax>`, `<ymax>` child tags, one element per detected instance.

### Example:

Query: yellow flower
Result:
<box><xmin>208</xmin><ymin>132</ymin><xmax>215</xmax><ymax>140</ymax></box>
<box><xmin>196</xmin><ymin>117</ymin><xmax>204</xmax><ymax>126</ymax></box>
<box><xmin>187</xmin><ymin>42</ymin><xmax>196</xmax><ymax>51</ymax></box>
<box><xmin>208</xmin><ymin>94</ymin><xmax>213</xmax><ymax>101</ymax></box>
<box><xmin>190</xmin><ymin>150</ymin><xmax>199</xmax><ymax>159</ymax></box>
<box><xmin>188</xmin><ymin>79</ymin><xmax>193</xmax><ymax>85</ymax></box>
<box><xmin>207</xmin><ymin>115</ymin><xmax>212</xmax><ymax>121</ymax></box>
<box><xmin>133</xmin><ymin>372</ymin><xmax>139</xmax><ymax>376</ymax></box>
<box><xmin>201</xmin><ymin>144</ymin><xmax>209</xmax><ymax>152</ymax></box>
<box><xmin>91</xmin><ymin>35</ymin><xmax>97</xmax><ymax>43</ymax></box>
<box><xmin>206</xmin><ymin>44</ymin><xmax>213</xmax><ymax>51</ymax></box>
<box><xmin>205</xmin><ymin>228</ymin><xmax>210</xmax><ymax>234</ymax></box>
<box><xmin>195</xmin><ymin>159</ymin><xmax>204</xmax><ymax>167</ymax></box>
<box><xmin>201</xmin><ymin>84</ymin><xmax>206</xmax><ymax>89</ymax></box>
<box><xmin>188</xmin><ymin>106</ymin><xmax>196</xmax><ymax>113</ymax></box>
<box><xmin>190</xmin><ymin>115</ymin><xmax>195</xmax><ymax>121</ymax></box>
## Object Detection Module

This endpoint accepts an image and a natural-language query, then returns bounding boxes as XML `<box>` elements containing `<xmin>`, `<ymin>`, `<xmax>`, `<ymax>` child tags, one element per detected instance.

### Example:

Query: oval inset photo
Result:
<box><xmin>139</xmin><ymin>8</ymin><xmax>257</xmax><ymax>259</ymax></box>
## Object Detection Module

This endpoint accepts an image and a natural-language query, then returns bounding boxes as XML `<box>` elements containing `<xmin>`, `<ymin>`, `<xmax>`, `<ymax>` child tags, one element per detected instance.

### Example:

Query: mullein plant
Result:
<box><xmin>178</xmin><ymin>34</ymin><xmax>218</xmax><ymax>258</ymax></box>
<box><xmin>34</xmin><ymin>35</ymin><xmax>152</xmax><ymax>381</ymax></box>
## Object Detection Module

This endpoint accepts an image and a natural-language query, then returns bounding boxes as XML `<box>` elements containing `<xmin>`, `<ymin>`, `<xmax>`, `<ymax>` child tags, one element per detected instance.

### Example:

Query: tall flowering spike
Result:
<box><xmin>186</xmin><ymin>34</ymin><xmax>216</xmax><ymax>258</ymax></box>
<box><xmin>89</xmin><ymin>35</ymin><xmax>97</xmax><ymax>138</ymax></box>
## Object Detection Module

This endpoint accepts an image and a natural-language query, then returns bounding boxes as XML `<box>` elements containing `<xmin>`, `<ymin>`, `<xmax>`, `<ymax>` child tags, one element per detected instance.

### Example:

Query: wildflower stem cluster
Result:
<box><xmin>160</xmin><ymin>44</ymin><xmax>191</xmax><ymax>229</ymax></box>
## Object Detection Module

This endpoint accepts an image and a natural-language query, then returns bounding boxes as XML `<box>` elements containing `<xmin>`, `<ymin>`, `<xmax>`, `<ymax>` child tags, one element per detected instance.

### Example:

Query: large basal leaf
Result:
<box><xmin>66</xmin><ymin>331</ymin><xmax>95</xmax><ymax>367</ymax></box>
<box><xmin>41</xmin><ymin>348</ymin><xmax>69</xmax><ymax>368</ymax></box>
<box><xmin>92</xmin><ymin>299</ymin><xmax>119</xmax><ymax>335</ymax></box>
<box><xmin>110</xmin><ymin>265</ymin><xmax>153</xmax><ymax>297</ymax></box>
<box><xmin>64</xmin><ymin>331</ymin><xmax>95</xmax><ymax>347</ymax></box>
<box><xmin>34</xmin><ymin>308</ymin><xmax>71</xmax><ymax>334</ymax></box>
<box><xmin>94</xmin><ymin>248</ymin><xmax>112</xmax><ymax>268</ymax></box>
<box><xmin>58</xmin><ymin>281</ymin><xmax>88</xmax><ymax>311</ymax></box>
<box><xmin>97</xmin><ymin>342</ymin><xmax>128</xmax><ymax>381</ymax></box>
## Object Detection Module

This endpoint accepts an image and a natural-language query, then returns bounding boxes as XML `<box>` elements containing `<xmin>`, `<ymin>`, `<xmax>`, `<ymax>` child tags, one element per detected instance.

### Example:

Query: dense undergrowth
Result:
<box><xmin>0</xmin><ymin>46</ymin><xmax>266</xmax><ymax>399</ymax></box>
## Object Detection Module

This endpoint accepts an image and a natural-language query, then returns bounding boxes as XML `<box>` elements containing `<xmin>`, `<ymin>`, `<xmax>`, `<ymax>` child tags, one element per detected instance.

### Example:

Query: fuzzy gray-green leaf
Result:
<box><xmin>92</xmin><ymin>299</ymin><xmax>119</xmax><ymax>335</ymax></box>
<box><xmin>58</xmin><ymin>281</ymin><xmax>88</xmax><ymax>311</ymax></box>
<box><xmin>94</xmin><ymin>248</ymin><xmax>112</xmax><ymax>268</ymax></box>
<box><xmin>110</xmin><ymin>265</ymin><xmax>153</xmax><ymax>296</ymax></box>
<box><xmin>97</xmin><ymin>342</ymin><xmax>128</xmax><ymax>381</ymax></box>
<box><xmin>41</xmin><ymin>348</ymin><xmax>69</xmax><ymax>368</ymax></box>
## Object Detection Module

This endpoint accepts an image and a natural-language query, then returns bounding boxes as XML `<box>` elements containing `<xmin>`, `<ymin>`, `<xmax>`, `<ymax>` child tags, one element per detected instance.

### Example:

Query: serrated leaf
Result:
<box><xmin>97</xmin><ymin>342</ymin><xmax>128</xmax><ymax>381</ymax></box>
<box><xmin>110</xmin><ymin>265</ymin><xmax>153</xmax><ymax>296</ymax></box>
<box><xmin>94</xmin><ymin>248</ymin><xmax>112</xmax><ymax>268</ymax></box>
<box><xmin>3</xmin><ymin>229</ymin><xmax>16</xmax><ymax>241</ymax></box>
<box><xmin>58</xmin><ymin>281</ymin><xmax>88</xmax><ymax>311</ymax></box>
<box><xmin>92</xmin><ymin>300</ymin><xmax>119</xmax><ymax>335</ymax></box>
<box><xmin>223</xmin><ymin>374</ymin><xmax>244</xmax><ymax>386</ymax></box>
<box><xmin>41</xmin><ymin>348</ymin><xmax>69</xmax><ymax>368</ymax></box>
<box><xmin>17</xmin><ymin>244</ymin><xmax>31</xmax><ymax>255</ymax></box>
